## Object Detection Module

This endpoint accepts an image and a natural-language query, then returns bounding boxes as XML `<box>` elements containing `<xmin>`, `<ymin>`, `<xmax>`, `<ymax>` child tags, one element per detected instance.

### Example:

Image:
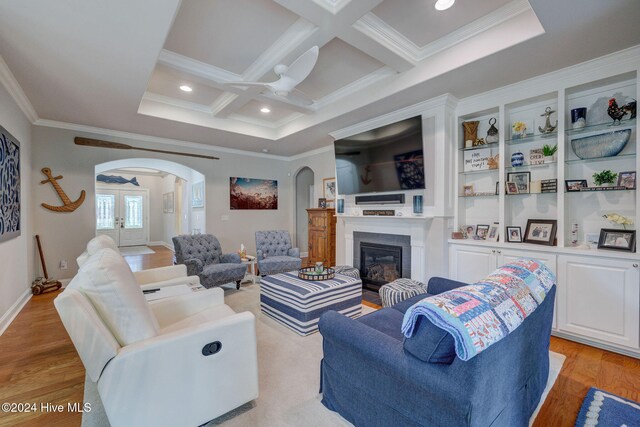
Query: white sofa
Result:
<box><xmin>56</xmin><ymin>247</ymin><xmax>259</xmax><ymax>426</ymax></box>
<box><xmin>77</xmin><ymin>235</ymin><xmax>200</xmax><ymax>290</ymax></box>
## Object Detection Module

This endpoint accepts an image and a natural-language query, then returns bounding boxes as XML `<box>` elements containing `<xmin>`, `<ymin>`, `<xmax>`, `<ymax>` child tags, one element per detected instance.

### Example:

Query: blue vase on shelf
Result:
<box><xmin>337</xmin><ymin>199</ymin><xmax>344</xmax><ymax>214</ymax></box>
<box><xmin>511</xmin><ymin>152</ymin><xmax>524</xmax><ymax>167</ymax></box>
<box><xmin>413</xmin><ymin>195</ymin><xmax>423</xmax><ymax>214</ymax></box>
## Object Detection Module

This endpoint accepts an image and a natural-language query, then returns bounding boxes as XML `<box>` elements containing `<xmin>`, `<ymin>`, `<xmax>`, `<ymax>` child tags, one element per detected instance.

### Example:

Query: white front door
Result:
<box><xmin>96</xmin><ymin>188</ymin><xmax>149</xmax><ymax>247</ymax></box>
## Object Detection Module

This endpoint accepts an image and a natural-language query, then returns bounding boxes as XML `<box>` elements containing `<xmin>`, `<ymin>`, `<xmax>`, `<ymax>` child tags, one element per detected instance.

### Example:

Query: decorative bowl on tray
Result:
<box><xmin>570</xmin><ymin>129</ymin><xmax>631</xmax><ymax>159</ymax></box>
<box><xmin>298</xmin><ymin>267</ymin><xmax>335</xmax><ymax>281</ymax></box>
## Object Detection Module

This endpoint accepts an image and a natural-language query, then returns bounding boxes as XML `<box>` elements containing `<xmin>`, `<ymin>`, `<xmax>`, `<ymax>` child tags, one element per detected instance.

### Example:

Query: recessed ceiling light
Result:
<box><xmin>435</xmin><ymin>0</ymin><xmax>455</xmax><ymax>11</ymax></box>
<box><xmin>179</xmin><ymin>85</ymin><xmax>193</xmax><ymax>92</ymax></box>
<box><xmin>260</xmin><ymin>107</ymin><xmax>271</xmax><ymax>113</ymax></box>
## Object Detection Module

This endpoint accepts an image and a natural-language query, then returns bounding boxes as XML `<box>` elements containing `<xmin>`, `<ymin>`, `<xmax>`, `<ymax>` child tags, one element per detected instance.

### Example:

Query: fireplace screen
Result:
<box><xmin>359</xmin><ymin>242</ymin><xmax>402</xmax><ymax>291</ymax></box>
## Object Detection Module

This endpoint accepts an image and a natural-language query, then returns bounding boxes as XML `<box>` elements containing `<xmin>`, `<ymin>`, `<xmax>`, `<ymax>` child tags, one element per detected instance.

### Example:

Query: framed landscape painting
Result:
<box><xmin>230</xmin><ymin>177</ymin><xmax>278</xmax><ymax>210</ymax></box>
<box><xmin>0</xmin><ymin>125</ymin><xmax>20</xmax><ymax>243</ymax></box>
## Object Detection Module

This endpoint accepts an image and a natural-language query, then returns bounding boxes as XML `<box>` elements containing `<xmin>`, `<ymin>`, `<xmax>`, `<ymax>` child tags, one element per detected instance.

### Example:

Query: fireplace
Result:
<box><xmin>359</xmin><ymin>242</ymin><xmax>402</xmax><ymax>291</ymax></box>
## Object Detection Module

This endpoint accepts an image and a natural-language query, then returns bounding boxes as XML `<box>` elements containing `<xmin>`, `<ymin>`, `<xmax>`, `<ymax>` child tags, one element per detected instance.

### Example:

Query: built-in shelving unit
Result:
<box><xmin>452</xmin><ymin>64</ymin><xmax>640</xmax><ymax>358</ymax></box>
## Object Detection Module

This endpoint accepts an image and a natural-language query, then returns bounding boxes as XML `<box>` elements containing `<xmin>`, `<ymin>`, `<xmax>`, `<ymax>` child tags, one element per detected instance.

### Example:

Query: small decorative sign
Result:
<box><xmin>540</xmin><ymin>179</ymin><xmax>558</xmax><ymax>193</ymax></box>
<box><xmin>580</xmin><ymin>186</ymin><xmax>626</xmax><ymax>191</ymax></box>
<box><xmin>363</xmin><ymin>210</ymin><xmax>395</xmax><ymax>216</ymax></box>
<box><xmin>463</xmin><ymin>148</ymin><xmax>492</xmax><ymax>172</ymax></box>
<box><xmin>529</xmin><ymin>148</ymin><xmax>544</xmax><ymax>165</ymax></box>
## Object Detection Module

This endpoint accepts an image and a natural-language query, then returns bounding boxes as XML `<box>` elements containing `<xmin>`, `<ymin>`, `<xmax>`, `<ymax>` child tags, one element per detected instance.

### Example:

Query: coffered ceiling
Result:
<box><xmin>0</xmin><ymin>1</ymin><xmax>639</xmax><ymax>156</ymax></box>
<box><xmin>140</xmin><ymin>0</ymin><xmax>538</xmax><ymax>139</ymax></box>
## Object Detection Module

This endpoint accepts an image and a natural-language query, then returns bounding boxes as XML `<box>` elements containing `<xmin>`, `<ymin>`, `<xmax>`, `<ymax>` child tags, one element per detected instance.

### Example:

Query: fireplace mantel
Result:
<box><xmin>340</xmin><ymin>215</ymin><xmax>430</xmax><ymax>283</ymax></box>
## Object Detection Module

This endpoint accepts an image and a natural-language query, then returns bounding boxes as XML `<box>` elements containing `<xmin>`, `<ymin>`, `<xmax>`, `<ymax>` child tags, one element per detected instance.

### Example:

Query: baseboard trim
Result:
<box><xmin>551</xmin><ymin>330</ymin><xmax>640</xmax><ymax>359</ymax></box>
<box><xmin>161</xmin><ymin>242</ymin><xmax>174</xmax><ymax>251</ymax></box>
<box><xmin>0</xmin><ymin>288</ymin><xmax>32</xmax><ymax>337</ymax></box>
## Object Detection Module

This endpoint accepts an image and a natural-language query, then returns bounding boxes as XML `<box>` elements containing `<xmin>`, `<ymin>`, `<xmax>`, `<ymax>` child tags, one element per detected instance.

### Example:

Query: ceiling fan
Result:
<box><xmin>224</xmin><ymin>46</ymin><xmax>319</xmax><ymax>105</ymax></box>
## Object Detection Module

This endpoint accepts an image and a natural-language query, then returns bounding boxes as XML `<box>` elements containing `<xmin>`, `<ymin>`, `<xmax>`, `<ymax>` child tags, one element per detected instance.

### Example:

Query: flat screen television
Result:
<box><xmin>334</xmin><ymin>116</ymin><xmax>424</xmax><ymax>195</ymax></box>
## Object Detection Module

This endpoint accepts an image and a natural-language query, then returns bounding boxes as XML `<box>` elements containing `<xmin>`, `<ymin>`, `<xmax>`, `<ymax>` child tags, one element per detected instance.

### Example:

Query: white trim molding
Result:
<box><xmin>0</xmin><ymin>55</ymin><xmax>38</xmax><ymax>123</ymax></box>
<box><xmin>0</xmin><ymin>289</ymin><xmax>32</xmax><ymax>337</ymax></box>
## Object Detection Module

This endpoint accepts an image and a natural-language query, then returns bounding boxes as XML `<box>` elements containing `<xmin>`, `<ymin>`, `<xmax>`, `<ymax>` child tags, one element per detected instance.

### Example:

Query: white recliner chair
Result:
<box><xmin>77</xmin><ymin>235</ymin><xmax>200</xmax><ymax>290</ymax></box>
<box><xmin>55</xmin><ymin>248</ymin><xmax>259</xmax><ymax>427</ymax></box>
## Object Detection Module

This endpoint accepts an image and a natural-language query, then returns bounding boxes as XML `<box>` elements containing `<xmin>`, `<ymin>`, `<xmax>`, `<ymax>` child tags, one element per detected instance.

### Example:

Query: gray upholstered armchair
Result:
<box><xmin>173</xmin><ymin>234</ymin><xmax>247</xmax><ymax>289</ymax></box>
<box><xmin>255</xmin><ymin>230</ymin><xmax>302</xmax><ymax>276</ymax></box>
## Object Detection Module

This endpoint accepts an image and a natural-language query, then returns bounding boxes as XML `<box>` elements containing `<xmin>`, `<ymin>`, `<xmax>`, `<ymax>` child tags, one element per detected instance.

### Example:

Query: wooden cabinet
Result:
<box><xmin>307</xmin><ymin>208</ymin><xmax>336</xmax><ymax>267</ymax></box>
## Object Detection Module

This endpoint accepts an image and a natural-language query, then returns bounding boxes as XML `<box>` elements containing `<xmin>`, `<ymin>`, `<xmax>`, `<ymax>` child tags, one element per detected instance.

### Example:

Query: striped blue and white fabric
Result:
<box><xmin>260</xmin><ymin>272</ymin><xmax>362</xmax><ymax>336</ymax></box>
<box><xmin>379</xmin><ymin>278</ymin><xmax>428</xmax><ymax>307</ymax></box>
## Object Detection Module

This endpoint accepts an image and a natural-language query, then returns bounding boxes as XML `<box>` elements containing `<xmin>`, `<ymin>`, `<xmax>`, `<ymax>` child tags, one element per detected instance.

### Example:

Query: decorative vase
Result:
<box><xmin>511</xmin><ymin>152</ymin><xmax>525</xmax><ymax>167</ymax></box>
<box><xmin>571</xmin><ymin>107</ymin><xmax>587</xmax><ymax>129</ymax></box>
<box><xmin>486</xmin><ymin>118</ymin><xmax>499</xmax><ymax>144</ymax></box>
<box><xmin>315</xmin><ymin>262</ymin><xmax>324</xmax><ymax>273</ymax></box>
<box><xmin>413</xmin><ymin>195</ymin><xmax>423</xmax><ymax>215</ymax></box>
<box><xmin>544</xmin><ymin>155</ymin><xmax>555</xmax><ymax>164</ymax></box>
<box><xmin>462</xmin><ymin>121</ymin><xmax>479</xmax><ymax>148</ymax></box>
<box><xmin>336</xmin><ymin>198</ymin><xmax>344</xmax><ymax>214</ymax></box>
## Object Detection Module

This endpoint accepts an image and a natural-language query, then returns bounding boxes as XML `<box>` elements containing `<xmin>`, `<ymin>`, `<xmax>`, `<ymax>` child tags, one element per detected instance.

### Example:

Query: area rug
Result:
<box><xmin>118</xmin><ymin>246</ymin><xmax>155</xmax><ymax>256</ymax></box>
<box><xmin>575</xmin><ymin>387</ymin><xmax>640</xmax><ymax>426</ymax></box>
<box><xmin>207</xmin><ymin>283</ymin><xmax>565</xmax><ymax>427</ymax></box>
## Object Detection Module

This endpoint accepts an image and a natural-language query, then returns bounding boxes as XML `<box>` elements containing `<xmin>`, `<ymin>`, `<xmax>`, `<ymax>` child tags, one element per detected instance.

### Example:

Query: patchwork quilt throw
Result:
<box><xmin>401</xmin><ymin>259</ymin><xmax>556</xmax><ymax>361</ymax></box>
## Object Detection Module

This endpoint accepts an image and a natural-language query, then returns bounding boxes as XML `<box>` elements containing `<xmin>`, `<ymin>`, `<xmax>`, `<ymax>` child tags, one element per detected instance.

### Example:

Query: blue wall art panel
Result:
<box><xmin>0</xmin><ymin>125</ymin><xmax>20</xmax><ymax>242</ymax></box>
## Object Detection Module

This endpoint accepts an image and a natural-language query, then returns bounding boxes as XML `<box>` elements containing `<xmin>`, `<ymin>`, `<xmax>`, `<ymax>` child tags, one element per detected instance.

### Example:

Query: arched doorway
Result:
<box><xmin>94</xmin><ymin>158</ymin><xmax>205</xmax><ymax>248</ymax></box>
<box><xmin>295</xmin><ymin>167</ymin><xmax>315</xmax><ymax>256</ymax></box>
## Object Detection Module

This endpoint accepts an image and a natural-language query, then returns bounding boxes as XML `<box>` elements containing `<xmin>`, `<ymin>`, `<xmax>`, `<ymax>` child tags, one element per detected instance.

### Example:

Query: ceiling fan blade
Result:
<box><xmin>286</xmin><ymin>88</ymin><xmax>314</xmax><ymax>106</ymax></box>
<box><xmin>283</xmin><ymin>46</ymin><xmax>319</xmax><ymax>86</ymax></box>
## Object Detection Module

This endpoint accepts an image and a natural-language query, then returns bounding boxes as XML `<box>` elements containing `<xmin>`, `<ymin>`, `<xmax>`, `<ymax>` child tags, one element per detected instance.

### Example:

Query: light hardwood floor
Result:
<box><xmin>0</xmin><ymin>246</ymin><xmax>638</xmax><ymax>426</ymax></box>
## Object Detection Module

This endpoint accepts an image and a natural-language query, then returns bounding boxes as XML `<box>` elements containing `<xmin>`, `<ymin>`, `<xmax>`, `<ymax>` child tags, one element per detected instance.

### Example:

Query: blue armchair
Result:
<box><xmin>319</xmin><ymin>277</ymin><xmax>555</xmax><ymax>427</ymax></box>
<box><xmin>254</xmin><ymin>230</ymin><xmax>301</xmax><ymax>276</ymax></box>
<box><xmin>172</xmin><ymin>234</ymin><xmax>246</xmax><ymax>289</ymax></box>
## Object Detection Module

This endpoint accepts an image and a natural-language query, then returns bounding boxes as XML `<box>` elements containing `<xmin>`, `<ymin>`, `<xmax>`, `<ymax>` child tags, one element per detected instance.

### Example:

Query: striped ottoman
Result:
<box><xmin>260</xmin><ymin>271</ymin><xmax>362</xmax><ymax>336</ymax></box>
<box><xmin>379</xmin><ymin>278</ymin><xmax>428</xmax><ymax>308</ymax></box>
<box><xmin>333</xmin><ymin>265</ymin><xmax>360</xmax><ymax>279</ymax></box>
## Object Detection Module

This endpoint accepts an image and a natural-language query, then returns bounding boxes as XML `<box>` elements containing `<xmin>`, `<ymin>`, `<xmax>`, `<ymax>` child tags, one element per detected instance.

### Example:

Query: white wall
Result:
<box><xmin>0</xmin><ymin>82</ymin><xmax>32</xmax><ymax>333</ymax></box>
<box><xmin>32</xmin><ymin>126</ymin><xmax>292</xmax><ymax>279</ymax></box>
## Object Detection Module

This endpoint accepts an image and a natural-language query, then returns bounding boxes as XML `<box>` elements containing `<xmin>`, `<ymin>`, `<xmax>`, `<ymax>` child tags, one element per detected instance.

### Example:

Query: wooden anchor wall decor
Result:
<box><xmin>40</xmin><ymin>167</ymin><xmax>86</xmax><ymax>212</ymax></box>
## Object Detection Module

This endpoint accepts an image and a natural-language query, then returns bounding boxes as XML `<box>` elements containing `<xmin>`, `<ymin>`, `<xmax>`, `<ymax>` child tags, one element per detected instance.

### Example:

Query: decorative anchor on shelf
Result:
<box><xmin>40</xmin><ymin>167</ymin><xmax>86</xmax><ymax>212</ymax></box>
<box><xmin>538</xmin><ymin>107</ymin><xmax>558</xmax><ymax>134</ymax></box>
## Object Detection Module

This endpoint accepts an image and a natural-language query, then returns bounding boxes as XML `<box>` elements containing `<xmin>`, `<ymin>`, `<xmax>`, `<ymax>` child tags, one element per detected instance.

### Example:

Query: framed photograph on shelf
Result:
<box><xmin>597</xmin><ymin>229</ymin><xmax>636</xmax><ymax>252</ymax></box>
<box><xmin>565</xmin><ymin>179</ymin><xmax>588</xmax><ymax>192</ymax></box>
<box><xmin>617</xmin><ymin>171</ymin><xmax>636</xmax><ymax>189</ymax></box>
<box><xmin>486</xmin><ymin>223</ymin><xmax>500</xmax><ymax>242</ymax></box>
<box><xmin>476</xmin><ymin>224</ymin><xmax>490</xmax><ymax>240</ymax></box>
<box><xmin>463</xmin><ymin>184</ymin><xmax>474</xmax><ymax>196</ymax></box>
<box><xmin>506</xmin><ymin>226</ymin><xmax>522</xmax><ymax>243</ymax></box>
<box><xmin>506</xmin><ymin>181</ymin><xmax>519</xmax><ymax>195</ymax></box>
<box><xmin>462</xmin><ymin>225</ymin><xmax>476</xmax><ymax>239</ymax></box>
<box><xmin>523</xmin><ymin>219</ymin><xmax>557</xmax><ymax>246</ymax></box>
<box><xmin>507</xmin><ymin>171</ymin><xmax>530</xmax><ymax>193</ymax></box>
<box><xmin>323</xmin><ymin>177</ymin><xmax>336</xmax><ymax>201</ymax></box>
<box><xmin>318</xmin><ymin>198</ymin><xmax>327</xmax><ymax>208</ymax></box>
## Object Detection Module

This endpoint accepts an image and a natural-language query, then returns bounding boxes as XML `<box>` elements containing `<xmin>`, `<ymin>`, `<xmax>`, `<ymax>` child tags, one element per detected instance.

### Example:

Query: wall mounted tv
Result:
<box><xmin>334</xmin><ymin>116</ymin><xmax>424</xmax><ymax>195</ymax></box>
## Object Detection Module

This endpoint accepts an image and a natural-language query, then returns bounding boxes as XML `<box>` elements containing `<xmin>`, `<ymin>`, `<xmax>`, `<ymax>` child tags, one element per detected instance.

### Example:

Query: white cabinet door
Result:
<box><xmin>557</xmin><ymin>255</ymin><xmax>639</xmax><ymax>350</ymax></box>
<box><xmin>449</xmin><ymin>245</ymin><xmax>496</xmax><ymax>283</ymax></box>
<box><xmin>500</xmin><ymin>249</ymin><xmax>558</xmax><ymax>329</ymax></box>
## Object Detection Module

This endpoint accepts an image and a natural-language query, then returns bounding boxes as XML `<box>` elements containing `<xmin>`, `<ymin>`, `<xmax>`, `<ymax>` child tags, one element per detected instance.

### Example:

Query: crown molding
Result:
<box><xmin>311</xmin><ymin>0</ymin><xmax>351</xmax><ymax>15</ymax></box>
<box><xmin>142</xmin><ymin>92</ymin><xmax>213</xmax><ymax>114</ymax></box>
<box><xmin>210</xmin><ymin>92</ymin><xmax>240</xmax><ymax>116</ymax></box>
<box><xmin>34</xmin><ymin>119</ymin><xmax>291</xmax><ymax>161</ymax></box>
<box><xmin>158</xmin><ymin>50</ymin><xmax>242</xmax><ymax>83</ymax></box>
<box><xmin>416</xmin><ymin>0</ymin><xmax>532</xmax><ymax>61</ymax></box>
<box><xmin>288</xmin><ymin>143</ymin><xmax>334</xmax><ymax>160</ymax></box>
<box><xmin>0</xmin><ymin>56</ymin><xmax>39</xmax><ymax>123</ymax></box>
<box><xmin>353</xmin><ymin>13</ymin><xmax>419</xmax><ymax>65</ymax></box>
<box><xmin>329</xmin><ymin>93</ymin><xmax>458</xmax><ymax>140</ymax></box>
<box><xmin>314</xmin><ymin>66</ymin><xmax>396</xmax><ymax>110</ymax></box>
<box><xmin>228</xmin><ymin>111</ymin><xmax>303</xmax><ymax>130</ymax></box>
